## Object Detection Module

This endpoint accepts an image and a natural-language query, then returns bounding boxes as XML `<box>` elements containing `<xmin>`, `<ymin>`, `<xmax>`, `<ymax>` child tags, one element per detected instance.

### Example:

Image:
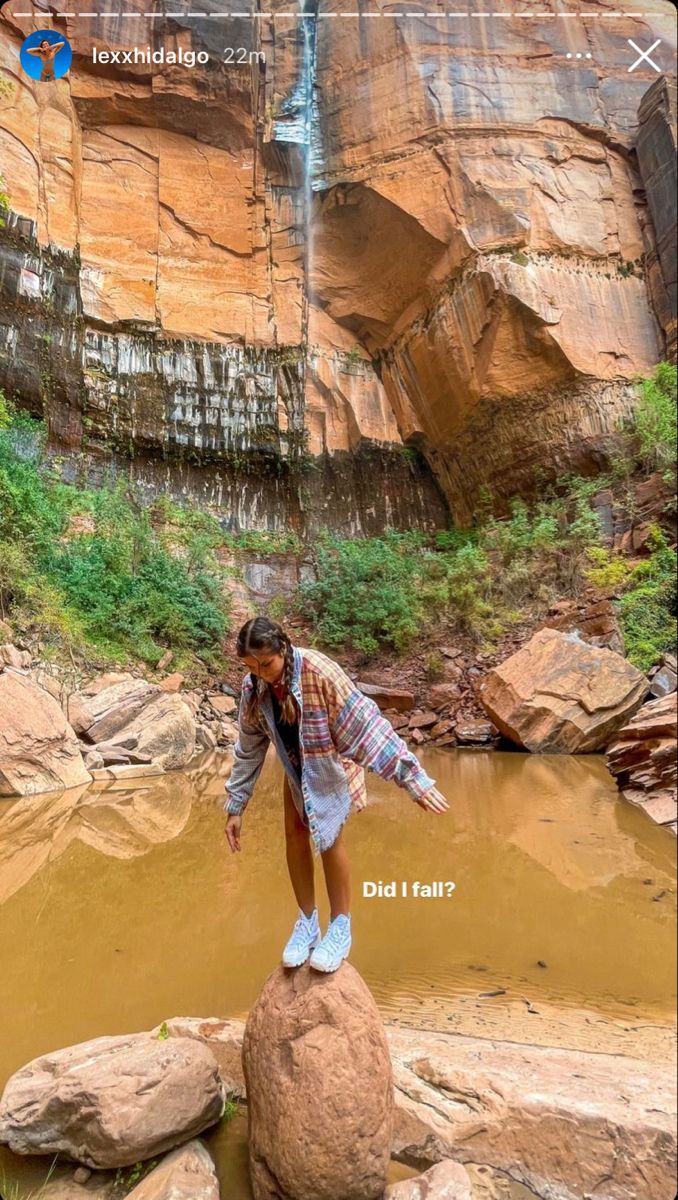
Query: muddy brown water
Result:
<box><xmin>0</xmin><ymin>748</ymin><xmax>675</xmax><ymax>1197</ymax></box>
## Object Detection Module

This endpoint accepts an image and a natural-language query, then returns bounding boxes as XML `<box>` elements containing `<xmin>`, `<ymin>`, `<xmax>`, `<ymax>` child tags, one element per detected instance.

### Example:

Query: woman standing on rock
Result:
<box><xmin>224</xmin><ymin>616</ymin><xmax>448</xmax><ymax>973</ymax></box>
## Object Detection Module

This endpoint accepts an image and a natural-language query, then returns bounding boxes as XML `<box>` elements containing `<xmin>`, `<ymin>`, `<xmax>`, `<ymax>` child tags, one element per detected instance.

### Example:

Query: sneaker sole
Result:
<box><xmin>282</xmin><ymin>937</ymin><xmax>319</xmax><ymax>969</ymax></box>
<box><xmin>309</xmin><ymin>949</ymin><xmax>351</xmax><ymax>973</ymax></box>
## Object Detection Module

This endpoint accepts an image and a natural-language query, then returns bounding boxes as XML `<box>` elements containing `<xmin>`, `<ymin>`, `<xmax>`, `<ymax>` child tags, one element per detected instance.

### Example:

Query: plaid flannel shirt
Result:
<box><xmin>224</xmin><ymin>646</ymin><xmax>436</xmax><ymax>852</ymax></box>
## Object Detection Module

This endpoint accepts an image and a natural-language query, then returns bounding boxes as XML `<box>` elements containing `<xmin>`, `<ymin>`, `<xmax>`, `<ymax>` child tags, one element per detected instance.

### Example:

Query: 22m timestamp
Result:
<box><xmin>223</xmin><ymin>47</ymin><xmax>266</xmax><ymax>64</ymax></box>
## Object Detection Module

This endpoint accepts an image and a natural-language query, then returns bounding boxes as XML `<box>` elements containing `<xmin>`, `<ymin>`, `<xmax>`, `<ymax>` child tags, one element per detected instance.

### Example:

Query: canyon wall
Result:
<box><xmin>0</xmin><ymin>0</ymin><xmax>675</xmax><ymax>528</ymax></box>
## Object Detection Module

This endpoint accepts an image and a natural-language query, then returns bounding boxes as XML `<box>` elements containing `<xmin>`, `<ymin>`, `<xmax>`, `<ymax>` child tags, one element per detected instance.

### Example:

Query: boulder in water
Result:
<box><xmin>385</xmin><ymin>1161</ymin><xmax>472</xmax><ymax>1199</ymax></box>
<box><xmin>479</xmin><ymin>629</ymin><xmax>648</xmax><ymax>753</ymax></box>
<box><xmin>243</xmin><ymin>962</ymin><xmax>393</xmax><ymax>1200</ymax></box>
<box><xmin>125</xmin><ymin>1140</ymin><xmax>219</xmax><ymax>1200</ymax></box>
<box><xmin>0</xmin><ymin>669</ymin><xmax>91</xmax><ymax>796</ymax></box>
<box><xmin>0</xmin><ymin>1033</ymin><xmax>225</xmax><ymax>1168</ymax></box>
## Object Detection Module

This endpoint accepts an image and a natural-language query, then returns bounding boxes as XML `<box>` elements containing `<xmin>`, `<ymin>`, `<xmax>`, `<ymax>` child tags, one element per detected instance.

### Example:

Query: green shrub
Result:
<box><xmin>0</xmin><ymin>406</ymin><xmax>230</xmax><ymax>665</ymax></box>
<box><xmin>632</xmin><ymin>361</ymin><xmax>677</xmax><ymax>477</ymax></box>
<box><xmin>616</xmin><ymin>528</ymin><xmax>677</xmax><ymax>672</ymax></box>
<box><xmin>300</xmin><ymin>532</ymin><xmax>426</xmax><ymax>655</ymax></box>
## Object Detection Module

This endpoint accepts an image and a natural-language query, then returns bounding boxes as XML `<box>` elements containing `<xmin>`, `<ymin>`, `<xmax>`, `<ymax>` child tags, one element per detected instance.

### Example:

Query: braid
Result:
<box><xmin>245</xmin><ymin>670</ymin><xmax>262</xmax><ymax>727</ymax></box>
<box><xmin>280</xmin><ymin>638</ymin><xmax>297</xmax><ymax>724</ymax></box>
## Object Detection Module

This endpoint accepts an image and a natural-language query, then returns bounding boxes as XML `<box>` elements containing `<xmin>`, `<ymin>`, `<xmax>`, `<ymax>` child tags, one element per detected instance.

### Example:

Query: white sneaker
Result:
<box><xmin>282</xmin><ymin>908</ymin><xmax>320</xmax><ymax>968</ymax></box>
<box><xmin>309</xmin><ymin>914</ymin><xmax>352</xmax><ymax>973</ymax></box>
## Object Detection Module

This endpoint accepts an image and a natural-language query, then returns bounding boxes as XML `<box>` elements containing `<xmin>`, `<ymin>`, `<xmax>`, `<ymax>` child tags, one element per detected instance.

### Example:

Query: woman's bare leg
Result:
<box><xmin>320</xmin><ymin>833</ymin><xmax>351</xmax><ymax>919</ymax></box>
<box><xmin>283</xmin><ymin>779</ymin><xmax>315</xmax><ymax>917</ymax></box>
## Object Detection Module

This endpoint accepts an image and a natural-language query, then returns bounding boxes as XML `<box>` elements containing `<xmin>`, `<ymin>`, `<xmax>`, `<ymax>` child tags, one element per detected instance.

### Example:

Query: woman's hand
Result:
<box><xmin>225</xmin><ymin>813</ymin><xmax>243</xmax><ymax>853</ymax></box>
<box><xmin>415</xmin><ymin>786</ymin><xmax>449</xmax><ymax>813</ymax></box>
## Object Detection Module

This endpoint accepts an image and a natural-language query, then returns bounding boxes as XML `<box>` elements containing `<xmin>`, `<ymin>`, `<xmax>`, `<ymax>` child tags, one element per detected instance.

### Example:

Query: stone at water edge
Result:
<box><xmin>124</xmin><ymin>1140</ymin><xmax>219</xmax><ymax>1200</ymax></box>
<box><xmin>243</xmin><ymin>962</ymin><xmax>393</xmax><ymax>1200</ymax></box>
<box><xmin>384</xmin><ymin>1161</ymin><xmax>472</xmax><ymax>1200</ymax></box>
<box><xmin>0</xmin><ymin>670</ymin><xmax>91</xmax><ymax>797</ymax></box>
<box><xmin>0</xmin><ymin>1033</ymin><xmax>225</xmax><ymax>1169</ymax></box>
<box><xmin>479</xmin><ymin>628</ymin><xmax>649</xmax><ymax>753</ymax></box>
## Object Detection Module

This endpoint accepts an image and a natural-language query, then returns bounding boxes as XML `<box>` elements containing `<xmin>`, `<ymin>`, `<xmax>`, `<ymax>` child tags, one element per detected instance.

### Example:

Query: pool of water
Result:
<box><xmin>0</xmin><ymin>746</ymin><xmax>675</xmax><ymax>1195</ymax></box>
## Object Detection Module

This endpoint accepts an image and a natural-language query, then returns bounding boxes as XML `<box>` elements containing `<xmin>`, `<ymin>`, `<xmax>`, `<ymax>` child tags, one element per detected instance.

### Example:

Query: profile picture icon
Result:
<box><xmin>20</xmin><ymin>30</ymin><xmax>72</xmax><ymax>82</ymax></box>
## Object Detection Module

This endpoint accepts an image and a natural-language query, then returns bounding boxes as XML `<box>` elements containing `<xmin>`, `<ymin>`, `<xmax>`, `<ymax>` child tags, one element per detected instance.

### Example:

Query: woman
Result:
<box><xmin>26</xmin><ymin>38</ymin><xmax>66</xmax><ymax>82</ymax></box>
<box><xmin>224</xmin><ymin>617</ymin><xmax>448</xmax><ymax>973</ymax></box>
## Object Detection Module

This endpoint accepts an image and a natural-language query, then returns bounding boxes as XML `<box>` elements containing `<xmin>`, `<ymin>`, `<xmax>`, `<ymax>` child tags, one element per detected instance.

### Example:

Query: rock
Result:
<box><xmin>157</xmin><ymin>650</ymin><xmax>174</xmax><ymax>672</ymax></box>
<box><xmin>434</xmin><ymin>734</ymin><xmax>457</xmax><ymax>748</ymax></box>
<box><xmin>385</xmin><ymin>711</ymin><xmax>410</xmax><ymax>732</ymax></box>
<box><xmin>408</xmin><ymin>711</ymin><xmax>438</xmax><ymax>730</ymax></box>
<box><xmin>0</xmin><ymin>644</ymin><xmax>31</xmax><ymax>670</ymax></box>
<box><xmin>455</xmin><ymin>720</ymin><xmax>496</xmax><ymax>745</ymax></box>
<box><xmin>384</xmin><ymin>1160</ymin><xmax>471</xmax><ymax>1200</ymax></box>
<box><xmin>73</xmin><ymin>1168</ymin><xmax>92</xmax><ymax>1184</ymax></box>
<box><xmin>124</xmin><ymin>1140</ymin><xmax>219</xmax><ymax>1200</ymax></box>
<box><xmin>356</xmin><ymin>682</ymin><xmax>415</xmax><ymax>712</ymax></box>
<box><xmin>243</xmin><ymin>963</ymin><xmax>393</xmax><ymax>1200</ymax></box>
<box><xmin>388</xmin><ymin>1024</ymin><xmax>676</xmax><ymax>1200</ymax></box>
<box><xmin>479</xmin><ymin>630</ymin><xmax>649</xmax><ymax>753</ymax></box>
<box><xmin>151</xmin><ymin>1018</ymin><xmax>246</xmax><ymax>1098</ymax></box>
<box><xmin>207</xmin><ymin>692</ymin><xmax>237</xmax><ymax>717</ymax></box>
<box><xmin>0</xmin><ymin>619</ymin><xmax>14</xmax><ymax>641</ymax></box>
<box><xmin>0</xmin><ymin>1033</ymin><xmax>225</xmax><ymax>1169</ymax></box>
<box><xmin>606</xmin><ymin>692</ymin><xmax>677</xmax><ymax>827</ymax></box>
<box><xmin>440</xmin><ymin>647</ymin><xmax>462</xmax><ymax>660</ymax></box>
<box><xmin>217</xmin><ymin>719</ymin><xmax>238</xmax><ymax>747</ymax></box>
<box><xmin>84</xmin><ymin>694</ymin><xmax>197</xmax><ymax>770</ymax></box>
<box><xmin>0</xmin><ymin>672</ymin><xmax>91</xmax><ymax>797</ymax></box>
<box><xmin>159</xmin><ymin>673</ymin><xmax>185</xmax><ymax>694</ymax></box>
<box><xmin>68</xmin><ymin>679</ymin><xmax>160</xmax><ymax>742</ymax></box>
<box><xmin>84</xmin><ymin>750</ymin><xmax>105</xmax><ymax>771</ymax></box>
<box><xmin>650</xmin><ymin>663</ymin><xmax>678</xmax><ymax>698</ymax></box>
<box><xmin>91</xmin><ymin>764</ymin><xmax>165</xmax><ymax>782</ymax></box>
<box><xmin>428</xmin><ymin>684</ymin><xmax>462</xmax><ymax>710</ymax></box>
<box><xmin>636</xmin><ymin>76</ymin><xmax>677</xmax><ymax>360</ymax></box>
<box><xmin>544</xmin><ymin>598</ymin><xmax>625</xmax><ymax>656</ymax></box>
<box><xmin>410</xmin><ymin>728</ymin><xmax>425</xmax><ymax>746</ymax></box>
<box><xmin>195</xmin><ymin>725</ymin><xmax>218</xmax><ymax>751</ymax></box>
<box><xmin>431</xmin><ymin>719</ymin><xmax>455</xmax><ymax>739</ymax></box>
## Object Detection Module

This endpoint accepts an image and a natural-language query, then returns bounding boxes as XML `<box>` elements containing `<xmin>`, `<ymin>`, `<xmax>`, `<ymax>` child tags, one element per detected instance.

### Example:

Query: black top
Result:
<box><xmin>270</xmin><ymin>689</ymin><xmax>302</xmax><ymax>780</ymax></box>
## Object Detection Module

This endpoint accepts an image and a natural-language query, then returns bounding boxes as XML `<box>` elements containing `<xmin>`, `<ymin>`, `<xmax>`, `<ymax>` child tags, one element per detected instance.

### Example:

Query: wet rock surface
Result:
<box><xmin>384</xmin><ymin>1160</ymin><xmax>472</xmax><ymax>1200</ymax></box>
<box><xmin>607</xmin><ymin>691</ymin><xmax>678</xmax><ymax>832</ymax></box>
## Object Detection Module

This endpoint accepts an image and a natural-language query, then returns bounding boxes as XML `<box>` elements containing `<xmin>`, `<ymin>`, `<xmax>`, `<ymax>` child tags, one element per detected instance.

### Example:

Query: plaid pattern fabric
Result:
<box><xmin>224</xmin><ymin>646</ymin><xmax>436</xmax><ymax>853</ymax></box>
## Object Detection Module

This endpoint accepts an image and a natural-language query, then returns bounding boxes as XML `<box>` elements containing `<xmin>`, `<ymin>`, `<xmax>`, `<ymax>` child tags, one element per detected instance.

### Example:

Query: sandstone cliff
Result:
<box><xmin>0</xmin><ymin>0</ymin><xmax>675</xmax><ymax>528</ymax></box>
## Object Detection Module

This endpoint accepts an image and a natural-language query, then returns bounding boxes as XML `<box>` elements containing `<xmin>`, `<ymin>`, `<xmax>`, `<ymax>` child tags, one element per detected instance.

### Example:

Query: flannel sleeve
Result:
<box><xmin>322</xmin><ymin>669</ymin><xmax>436</xmax><ymax>801</ymax></box>
<box><xmin>224</xmin><ymin>685</ymin><xmax>270</xmax><ymax>816</ymax></box>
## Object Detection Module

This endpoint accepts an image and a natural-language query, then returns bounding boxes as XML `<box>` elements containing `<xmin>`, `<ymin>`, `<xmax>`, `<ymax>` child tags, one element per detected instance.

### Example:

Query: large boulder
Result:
<box><xmin>69</xmin><ymin>677</ymin><xmax>197</xmax><ymax>769</ymax></box>
<box><xmin>0</xmin><ymin>670</ymin><xmax>91</xmax><ymax>797</ymax></box>
<box><xmin>0</xmin><ymin>1033</ymin><xmax>225</xmax><ymax>1168</ymax></box>
<box><xmin>107</xmin><ymin>693</ymin><xmax>197</xmax><ymax>769</ymax></box>
<box><xmin>125</xmin><ymin>1140</ymin><xmax>219</xmax><ymax>1200</ymax></box>
<box><xmin>68</xmin><ymin>677</ymin><xmax>159</xmax><ymax>742</ymax></box>
<box><xmin>384</xmin><ymin>1161</ymin><xmax>471</xmax><ymax>1200</ymax></box>
<box><xmin>479</xmin><ymin>629</ymin><xmax>648</xmax><ymax>753</ymax></box>
<box><xmin>243</xmin><ymin>963</ymin><xmax>393</xmax><ymax>1200</ymax></box>
<box><xmin>388</xmin><ymin>1025</ymin><xmax>676</xmax><ymax>1200</ymax></box>
<box><xmin>606</xmin><ymin>691</ymin><xmax>677</xmax><ymax>831</ymax></box>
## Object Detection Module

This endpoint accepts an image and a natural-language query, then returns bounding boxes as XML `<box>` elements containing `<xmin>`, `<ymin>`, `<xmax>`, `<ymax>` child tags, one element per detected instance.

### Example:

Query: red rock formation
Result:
<box><xmin>1</xmin><ymin>1</ymin><xmax>675</xmax><ymax>527</ymax></box>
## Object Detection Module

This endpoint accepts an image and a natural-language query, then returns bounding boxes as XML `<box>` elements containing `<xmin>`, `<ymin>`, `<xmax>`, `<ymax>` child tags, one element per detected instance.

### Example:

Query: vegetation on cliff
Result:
<box><xmin>0</xmin><ymin>397</ymin><xmax>229</xmax><ymax>667</ymax></box>
<box><xmin>300</xmin><ymin>365</ymin><xmax>677</xmax><ymax>671</ymax></box>
<box><xmin>0</xmin><ymin>365</ymin><xmax>675</xmax><ymax>676</ymax></box>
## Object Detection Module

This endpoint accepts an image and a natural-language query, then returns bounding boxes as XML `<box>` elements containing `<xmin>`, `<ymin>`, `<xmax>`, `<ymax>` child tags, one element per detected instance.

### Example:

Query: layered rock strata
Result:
<box><xmin>1</xmin><ymin>1</ymin><xmax>676</xmax><ymax>526</ymax></box>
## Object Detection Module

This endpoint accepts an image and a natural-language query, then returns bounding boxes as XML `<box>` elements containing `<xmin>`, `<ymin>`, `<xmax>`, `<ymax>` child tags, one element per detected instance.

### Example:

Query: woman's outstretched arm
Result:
<box><xmin>321</xmin><ymin>665</ymin><xmax>447</xmax><ymax>808</ymax></box>
<box><xmin>224</xmin><ymin>681</ymin><xmax>270</xmax><ymax>816</ymax></box>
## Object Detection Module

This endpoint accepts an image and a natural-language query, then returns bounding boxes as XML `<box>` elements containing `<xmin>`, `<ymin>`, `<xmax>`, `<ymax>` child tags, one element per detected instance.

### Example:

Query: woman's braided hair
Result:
<box><xmin>236</xmin><ymin>616</ymin><xmax>296</xmax><ymax>725</ymax></box>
